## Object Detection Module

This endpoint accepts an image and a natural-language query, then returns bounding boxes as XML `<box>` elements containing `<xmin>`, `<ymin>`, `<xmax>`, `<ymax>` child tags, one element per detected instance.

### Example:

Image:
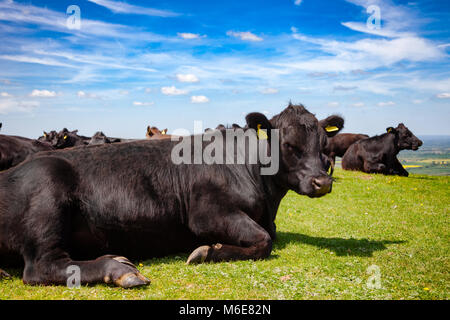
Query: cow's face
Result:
<box><xmin>247</xmin><ymin>104</ymin><xmax>339</xmax><ymax>198</ymax></box>
<box><xmin>39</xmin><ymin>130</ymin><xmax>57</xmax><ymax>144</ymax></box>
<box><xmin>54</xmin><ymin>129</ymin><xmax>79</xmax><ymax>149</ymax></box>
<box><xmin>90</xmin><ymin>131</ymin><xmax>110</xmax><ymax>145</ymax></box>
<box><xmin>387</xmin><ymin>123</ymin><xmax>423</xmax><ymax>151</ymax></box>
<box><xmin>146</xmin><ymin>126</ymin><xmax>167</xmax><ymax>139</ymax></box>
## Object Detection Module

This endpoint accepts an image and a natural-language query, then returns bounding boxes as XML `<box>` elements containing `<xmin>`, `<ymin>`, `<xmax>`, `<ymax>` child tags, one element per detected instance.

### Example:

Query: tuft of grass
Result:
<box><xmin>0</xmin><ymin>169</ymin><xmax>448</xmax><ymax>300</ymax></box>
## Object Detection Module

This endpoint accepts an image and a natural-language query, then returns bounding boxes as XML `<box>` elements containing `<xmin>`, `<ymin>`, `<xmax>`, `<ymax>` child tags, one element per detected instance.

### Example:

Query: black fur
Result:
<box><xmin>0</xmin><ymin>104</ymin><xmax>339</xmax><ymax>287</ymax></box>
<box><xmin>342</xmin><ymin>123</ymin><xmax>422</xmax><ymax>176</ymax></box>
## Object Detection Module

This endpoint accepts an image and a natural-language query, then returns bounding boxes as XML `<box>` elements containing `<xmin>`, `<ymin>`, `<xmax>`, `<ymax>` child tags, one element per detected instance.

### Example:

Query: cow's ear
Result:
<box><xmin>246</xmin><ymin>112</ymin><xmax>273</xmax><ymax>141</ymax></box>
<box><xmin>386</xmin><ymin>127</ymin><xmax>396</xmax><ymax>134</ymax></box>
<box><xmin>319</xmin><ymin>115</ymin><xmax>344</xmax><ymax>137</ymax></box>
<box><xmin>161</xmin><ymin>129</ymin><xmax>168</xmax><ymax>135</ymax></box>
<box><xmin>146</xmin><ymin>126</ymin><xmax>153</xmax><ymax>137</ymax></box>
<box><xmin>43</xmin><ymin>131</ymin><xmax>48</xmax><ymax>137</ymax></box>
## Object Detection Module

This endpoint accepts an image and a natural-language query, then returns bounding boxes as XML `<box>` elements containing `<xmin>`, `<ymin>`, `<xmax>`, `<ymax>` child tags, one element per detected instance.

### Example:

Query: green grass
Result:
<box><xmin>0</xmin><ymin>169</ymin><xmax>448</xmax><ymax>300</ymax></box>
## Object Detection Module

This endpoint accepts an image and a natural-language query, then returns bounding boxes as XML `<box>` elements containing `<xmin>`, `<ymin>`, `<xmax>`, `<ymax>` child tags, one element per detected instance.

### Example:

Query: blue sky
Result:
<box><xmin>0</xmin><ymin>0</ymin><xmax>449</xmax><ymax>139</ymax></box>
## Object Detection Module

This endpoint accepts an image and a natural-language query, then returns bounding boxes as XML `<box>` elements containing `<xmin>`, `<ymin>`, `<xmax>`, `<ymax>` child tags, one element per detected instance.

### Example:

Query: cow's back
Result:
<box><xmin>328</xmin><ymin>133</ymin><xmax>369</xmax><ymax>158</ymax></box>
<box><xmin>0</xmin><ymin>135</ymin><xmax>53</xmax><ymax>171</ymax></box>
<box><xmin>29</xmin><ymin>139</ymin><xmax>264</xmax><ymax>229</ymax></box>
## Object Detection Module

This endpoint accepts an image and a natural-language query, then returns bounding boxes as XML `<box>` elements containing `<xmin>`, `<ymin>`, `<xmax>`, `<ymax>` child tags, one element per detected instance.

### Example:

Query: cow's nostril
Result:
<box><xmin>312</xmin><ymin>178</ymin><xmax>322</xmax><ymax>190</ymax></box>
<box><xmin>312</xmin><ymin>177</ymin><xmax>332</xmax><ymax>196</ymax></box>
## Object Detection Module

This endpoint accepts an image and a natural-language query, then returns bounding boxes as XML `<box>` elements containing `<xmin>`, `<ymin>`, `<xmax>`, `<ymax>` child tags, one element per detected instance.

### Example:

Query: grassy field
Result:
<box><xmin>0</xmin><ymin>169</ymin><xmax>448</xmax><ymax>300</ymax></box>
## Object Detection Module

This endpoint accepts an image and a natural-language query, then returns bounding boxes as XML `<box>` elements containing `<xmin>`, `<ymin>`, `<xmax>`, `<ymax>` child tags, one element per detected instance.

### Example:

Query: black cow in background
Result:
<box><xmin>342</xmin><ymin>123</ymin><xmax>422</xmax><ymax>176</ymax></box>
<box><xmin>0</xmin><ymin>134</ymin><xmax>53</xmax><ymax>171</ymax></box>
<box><xmin>88</xmin><ymin>131</ymin><xmax>125</xmax><ymax>145</ymax></box>
<box><xmin>38</xmin><ymin>130</ymin><xmax>57</xmax><ymax>145</ymax></box>
<box><xmin>41</xmin><ymin>128</ymin><xmax>130</xmax><ymax>148</ymax></box>
<box><xmin>317</xmin><ymin>115</ymin><xmax>345</xmax><ymax>174</ymax></box>
<box><xmin>53</xmin><ymin>128</ymin><xmax>90</xmax><ymax>149</ymax></box>
<box><xmin>324</xmin><ymin>133</ymin><xmax>369</xmax><ymax>175</ymax></box>
<box><xmin>0</xmin><ymin>103</ymin><xmax>343</xmax><ymax>287</ymax></box>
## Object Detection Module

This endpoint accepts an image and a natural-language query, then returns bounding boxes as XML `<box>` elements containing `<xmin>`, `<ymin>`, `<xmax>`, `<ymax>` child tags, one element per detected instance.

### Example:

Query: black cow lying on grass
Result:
<box><xmin>0</xmin><ymin>104</ymin><xmax>343</xmax><ymax>288</ymax></box>
<box><xmin>323</xmin><ymin>133</ymin><xmax>369</xmax><ymax>175</ymax></box>
<box><xmin>0</xmin><ymin>134</ymin><xmax>53</xmax><ymax>171</ymax></box>
<box><xmin>342</xmin><ymin>123</ymin><xmax>422</xmax><ymax>176</ymax></box>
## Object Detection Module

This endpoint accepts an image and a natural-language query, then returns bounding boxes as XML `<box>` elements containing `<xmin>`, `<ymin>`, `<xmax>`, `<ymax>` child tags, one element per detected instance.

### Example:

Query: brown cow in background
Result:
<box><xmin>146</xmin><ymin>126</ymin><xmax>171</xmax><ymax>139</ymax></box>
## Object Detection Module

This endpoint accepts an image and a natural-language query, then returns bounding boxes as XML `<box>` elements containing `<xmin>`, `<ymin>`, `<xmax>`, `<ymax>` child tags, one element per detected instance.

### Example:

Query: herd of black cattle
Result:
<box><xmin>0</xmin><ymin>103</ymin><xmax>423</xmax><ymax>288</ymax></box>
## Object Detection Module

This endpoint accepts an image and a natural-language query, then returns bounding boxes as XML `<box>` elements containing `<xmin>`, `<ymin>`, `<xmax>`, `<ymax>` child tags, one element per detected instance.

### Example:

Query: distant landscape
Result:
<box><xmin>336</xmin><ymin>135</ymin><xmax>450</xmax><ymax>176</ymax></box>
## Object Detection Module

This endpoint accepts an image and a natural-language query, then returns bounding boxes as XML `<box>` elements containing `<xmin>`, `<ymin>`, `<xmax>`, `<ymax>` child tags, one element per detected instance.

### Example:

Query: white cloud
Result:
<box><xmin>328</xmin><ymin>102</ymin><xmax>339</xmax><ymax>107</ymax></box>
<box><xmin>0</xmin><ymin>92</ymin><xmax>12</xmax><ymax>97</ymax></box>
<box><xmin>412</xmin><ymin>99</ymin><xmax>423</xmax><ymax>104</ymax></box>
<box><xmin>341</xmin><ymin>22</ymin><xmax>413</xmax><ymax>38</ymax></box>
<box><xmin>288</xmin><ymin>31</ymin><xmax>444</xmax><ymax>72</ymax></box>
<box><xmin>227</xmin><ymin>31</ymin><xmax>263</xmax><ymax>42</ymax></box>
<box><xmin>30</xmin><ymin>89</ymin><xmax>57</xmax><ymax>97</ymax></box>
<box><xmin>352</xmin><ymin>102</ymin><xmax>365</xmax><ymax>107</ymax></box>
<box><xmin>334</xmin><ymin>85</ymin><xmax>358</xmax><ymax>91</ymax></box>
<box><xmin>191</xmin><ymin>95</ymin><xmax>209</xmax><ymax>103</ymax></box>
<box><xmin>342</xmin><ymin>0</ymin><xmax>422</xmax><ymax>38</ymax></box>
<box><xmin>161</xmin><ymin>86</ymin><xmax>188</xmax><ymax>95</ymax></box>
<box><xmin>261</xmin><ymin>88</ymin><xmax>279</xmax><ymax>94</ymax></box>
<box><xmin>0</xmin><ymin>55</ymin><xmax>75</xmax><ymax>68</ymax></box>
<box><xmin>87</xmin><ymin>0</ymin><xmax>179</xmax><ymax>17</ymax></box>
<box><xmin>0</xmin><ymin>0</ymin><xmax>170</xmax><ymax>40</ymax></box>
<box><xmin>294</xmin><ymin>0</ymin><xmax>303</xmax><ymax>5</ymax></box>
<box><xmin>0</xmin><ymin>99</ymin><xmax>39</xmax><ymax>114</ymax></box>
<box><xmin>378</xmin><ymin>101</ymin><xmax>396</xmax><ymax>107</ymax></box>
<box><xmin>176</xmin><ymin>74</ymin><xmax>199</xmax><ymax>83</ymax></box>
<box><xmin>436</xmin><ymin>93</ymin><xmax>450</xmax><ymax>99</ymax></box>
<box><xmin>177</xmin><ymin>33</ymin><xmax>203</xmax><ymax>39</ymax></box>
<box><xmin>133</xmin><ymin>101</ymin><xmax>154</xmax><ymax>106</ymax></box>
<box><xmin>77</xmin><ymin>91</ymin><xmax>99</xmax><ymax>99</ymax></box>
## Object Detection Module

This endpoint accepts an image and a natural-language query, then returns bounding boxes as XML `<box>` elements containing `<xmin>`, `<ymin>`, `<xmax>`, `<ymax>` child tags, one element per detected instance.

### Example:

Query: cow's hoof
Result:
<box><xmin>186</xmin><ymin>245</ymin><xmax>211</xmax><ymax>265</ymax></box>
<box><xmin>0</xmin><ymin>269</ymin><xmax>11</xmax><ymax>280</ymax></box>
<box><xmin>114</xmin><ymin>272</ymin><xmax>150</xmax><ymax>288</ymax></box>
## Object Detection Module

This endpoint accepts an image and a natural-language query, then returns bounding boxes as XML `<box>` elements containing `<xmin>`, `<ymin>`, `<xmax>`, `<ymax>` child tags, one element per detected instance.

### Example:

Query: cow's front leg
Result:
<box><xmin>391</xmin><ymin>157</ymin><xmax>409</xmax><ymax>177</ymax></box>
<box><xmin>186</xmin><ymin>211</ymin><xmax>272</xmax><ymax>264</ymax></box>
<box><xmin>363</xmin><ymin>160</ymin><xmax>386</xmax><ymax>174</ymax></box>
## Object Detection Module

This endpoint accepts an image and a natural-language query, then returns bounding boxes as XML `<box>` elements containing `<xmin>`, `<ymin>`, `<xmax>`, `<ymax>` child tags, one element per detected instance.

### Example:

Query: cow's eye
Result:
<box><xmin>284</xmin><ymin>143</ymin><xmax>302</xmax><ymax>157</ymax></box>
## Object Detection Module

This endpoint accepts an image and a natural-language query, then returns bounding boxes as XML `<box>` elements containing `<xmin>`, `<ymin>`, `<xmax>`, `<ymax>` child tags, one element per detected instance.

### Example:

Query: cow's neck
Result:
<box><xmin>384</xmin><ymin>133</ymin><xmax>401</xmax><ymax>155</ymax></box>
<box><xmin>261</xmin><ymin>171</ymin><xmax>288</xmax><ymax>221</ymax></box>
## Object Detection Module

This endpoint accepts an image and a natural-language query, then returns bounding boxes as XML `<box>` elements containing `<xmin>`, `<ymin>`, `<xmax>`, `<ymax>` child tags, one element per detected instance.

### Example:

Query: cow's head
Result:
<box><xmin>386</xmin><ymin>123</ymin><xmax>423</xmax><ymax>151</ymax></box>
<box><xmin>246</xmin><ymin>104</ymin><xmax>342</xmax><ymax>198</ymax></box>
<box><xmin>54</xmin><ymin>128</ymin><xmax>80</xmax><ymax>149</ymax></box>
<box><xmin>90</xmin><ymin>131</ymin><xmax>110</xmax><ymax>145</ymax></box>
<box><xmin>39</xmin><ymin>130</ymin><xmax>57</xmax><ymax>144</ymax></box>
<box><xmin>146</xmin><ymin>126</ymin><xmax>168</xmax><ymax>139</ymax></box>
<box><xmin>318</xmin><ymin>115</ymin><xmax>344</xmax><ymax>173</ymax></box>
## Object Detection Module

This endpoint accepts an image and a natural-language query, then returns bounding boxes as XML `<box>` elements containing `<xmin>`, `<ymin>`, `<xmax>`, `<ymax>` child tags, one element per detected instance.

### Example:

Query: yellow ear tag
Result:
<box><xmin>43</xmin><ymin>133</ymin><xmax>47</xmax><ymax>137</ymax></box>
<box><xmin>387</xmin><ymin>128</ymin><xmax>393</xmax><ymax>133</ymax></box>
<box><xmin>325</xmin><ymin>125</ymin><xmax>339</xmax><ymax>132</ymax></box>
<box><xmin>63</xmin><ymin>135</ymin><xmax>67</xmax><ymax>140</ymax></box>
<box><xmin>161</xmin><ymin>130</ymin><xmax>166</xmax><ymax>135</ymax></box>
<box><xmin>257</xmin><ymin>124</ymin><xmax>268</xmax><ymax>140</ymax></box>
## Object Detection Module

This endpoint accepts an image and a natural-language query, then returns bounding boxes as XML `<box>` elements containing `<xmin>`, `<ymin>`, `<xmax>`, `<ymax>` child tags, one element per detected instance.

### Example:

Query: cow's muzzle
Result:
<box><xmin>311</xmin><ymin>176</ymin><xmax>332</xmax><ymax>197</ymax></box>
